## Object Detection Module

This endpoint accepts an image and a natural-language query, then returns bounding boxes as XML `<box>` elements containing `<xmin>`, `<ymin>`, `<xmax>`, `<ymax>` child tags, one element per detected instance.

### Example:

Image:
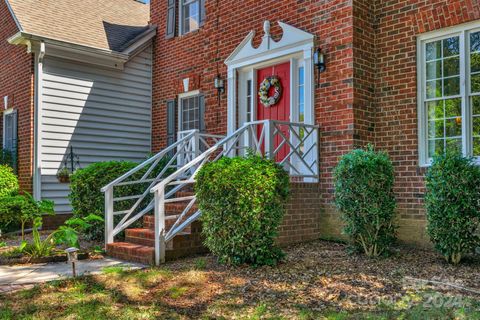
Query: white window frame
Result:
<box><xmin>417</xmin><ymin>20</ymin><xmax>480</xmax><ymax>166</ymax></box>
<box><xmin>178</xmin><ymin>90</ymin><xmax>201</xmax><ymax>132</ymax></box>
<box><xmin>178</xmin><ymin>0</ymin><xmax>204</xmax><ymax>35</ymax></box>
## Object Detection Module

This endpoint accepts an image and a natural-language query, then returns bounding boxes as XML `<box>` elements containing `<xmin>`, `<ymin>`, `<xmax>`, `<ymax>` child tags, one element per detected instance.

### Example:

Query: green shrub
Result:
<box><xmin>195</xmin><ymin>155</ymin><xmax>290</xmax><ymax>266</ymax></box>
<box><xmin>69</xmin><ymin>161</ymin><xmax>141</xmax><ymax>240</ymax></box>
<box><xmin>425</xmin><ymin>152</ymin><xmax>480</xmax><ymax>264</ymax></box>
<box><xmin>334</xmin><ymin>146</ymin><xmax>397</xmax><ymax>257</ymax></box>
<box><xmin>0</xmin><ymin>165</ymin><xmax>18</xmax><ymax>197</ymax></box>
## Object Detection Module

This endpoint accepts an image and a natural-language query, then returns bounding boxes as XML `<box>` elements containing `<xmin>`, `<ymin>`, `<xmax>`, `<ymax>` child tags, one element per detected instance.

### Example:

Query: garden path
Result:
<box><xmin>0</xmin><ymin>258</ymin><xmax>145</xmax><ymax>293</ymax></box>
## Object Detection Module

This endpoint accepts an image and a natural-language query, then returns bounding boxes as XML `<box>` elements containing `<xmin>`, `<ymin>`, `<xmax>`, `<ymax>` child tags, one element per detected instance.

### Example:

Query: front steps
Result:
<box><xmin>106</xmin><ymin>195</ymin><xmax>206</xmax><ymax>265</ymax></box>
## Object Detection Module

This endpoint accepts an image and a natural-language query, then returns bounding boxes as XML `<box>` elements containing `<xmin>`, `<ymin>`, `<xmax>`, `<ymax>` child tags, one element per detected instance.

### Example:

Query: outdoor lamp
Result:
<box><xmin>314</xmin><ymin>48</ymin><xmax>326</xmax><ymax>85</ymax></box>
<box><xmin>214</xmin><ymin>74</ymin><xmax>225</xmax><ymax>94</ymax></box>
<box><xmin>66</xmin><ymin>247</ymin><xmax>79</xmax><ymax>277</ymax></box>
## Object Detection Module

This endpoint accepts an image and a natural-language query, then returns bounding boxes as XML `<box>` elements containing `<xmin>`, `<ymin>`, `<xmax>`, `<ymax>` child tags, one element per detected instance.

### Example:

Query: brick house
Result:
<box><xmin>115</xmin><ymin>0</ymin><xmax>480</xmax><ymax>264</ymax></box>
<box><xmin>2</xmin><ymin>0</ymin><xmax>480</xmax><ymax>264</ymax></box>
<box><xmin>0</xmin><ymin>0</ymin><xmax>155</xmax><ymax>216</ymax></box>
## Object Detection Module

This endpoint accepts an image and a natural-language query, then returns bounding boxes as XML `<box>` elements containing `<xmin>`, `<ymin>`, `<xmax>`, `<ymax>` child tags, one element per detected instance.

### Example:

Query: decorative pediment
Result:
<box><xmin>225</xmin><ymin>21</ymin><xmax>314</xmax><ymax>66</ymax></box>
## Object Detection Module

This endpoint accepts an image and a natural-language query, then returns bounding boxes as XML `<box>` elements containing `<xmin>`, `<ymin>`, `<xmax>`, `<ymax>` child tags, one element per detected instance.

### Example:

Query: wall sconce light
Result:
<box><xmin>313</xmin><ymin>48</ymin><xmax>326</xmax><ymax>85</ymax></box>
<box><xmin>214</xmin><ymin>74</ymin><xmax>225</xmax><ymax>94</ymax></box>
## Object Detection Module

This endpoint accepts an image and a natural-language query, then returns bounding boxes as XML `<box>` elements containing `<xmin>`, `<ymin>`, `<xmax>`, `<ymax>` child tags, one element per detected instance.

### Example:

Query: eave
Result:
<box><xmin>7</xmin><ymin>26</ymin><xmax>157</xmax><ymax>70</ymax></box>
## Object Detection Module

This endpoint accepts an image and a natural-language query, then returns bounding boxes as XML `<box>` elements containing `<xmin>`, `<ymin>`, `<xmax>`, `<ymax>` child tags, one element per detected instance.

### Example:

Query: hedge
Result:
<box><xmin>334</xmin><ymin>146</ymin><xmax>397</xmax><ymax>257</ymax></box>
<box><xmin>69</xmin><ymin>161</ymin><xmax>142</xmax><ymax>240</ymax></box>
<box><xmin>195</xmin><ymin>155</ymin><xmax>290</xmax><ymax>266</ymax></box>
<box><xmin>425</xmin><ymin>152</ymin><xmax>480</xmax><ymax>264</ymax></box>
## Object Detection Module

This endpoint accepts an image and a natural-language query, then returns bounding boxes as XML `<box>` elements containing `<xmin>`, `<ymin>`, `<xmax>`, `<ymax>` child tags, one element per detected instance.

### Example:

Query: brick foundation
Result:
<box><xmin>277</xmin><ymin>182</ymin><xmax>322</xmax><ymax>246</ymax></box>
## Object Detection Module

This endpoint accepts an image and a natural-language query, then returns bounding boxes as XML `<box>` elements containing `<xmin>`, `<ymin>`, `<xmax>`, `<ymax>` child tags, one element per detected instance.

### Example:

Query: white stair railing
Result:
<box><xmin>150</xmin><ymin>120</ymin><xmax>319</xmax><ymax>265</ymax></box>
<box><xmin>102</xmin><ymin>129</ymin><xmax>222</xmax><ymax>247</ymax></box>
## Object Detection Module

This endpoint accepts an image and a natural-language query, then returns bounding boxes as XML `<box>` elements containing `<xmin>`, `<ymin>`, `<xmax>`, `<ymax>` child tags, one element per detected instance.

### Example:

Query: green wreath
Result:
<box><xmin>258</xmin><ymin>76</ymin><xmax>282</xmax><ymax>107</ymax></box>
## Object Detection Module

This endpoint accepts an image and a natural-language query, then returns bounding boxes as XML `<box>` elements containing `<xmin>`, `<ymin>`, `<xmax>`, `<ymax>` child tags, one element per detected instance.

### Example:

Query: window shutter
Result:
<box><xmin>199</xmin><ymin>94</ymin><xmax>205</xmax><ymax>133</ymax></box>
<box><xmin>166</xmin><ymin>99</ymin><xmax>177</xmax><ymax>147</ymax></box>
<box><xmin>199</xmin><ymin>0</ymin><xmax>206</xmax><ymax>26</ymax></box>
<box><xmin>166</xmin><ymin>0</ymin><xmax>176</xmax><ymax>39</ymax></box>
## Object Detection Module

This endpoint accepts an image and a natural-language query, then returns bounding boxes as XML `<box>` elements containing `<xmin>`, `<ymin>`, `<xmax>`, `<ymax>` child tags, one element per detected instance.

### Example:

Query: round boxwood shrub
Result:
<box><xmin>195</xmin><ymin>155</ymin><xmax>290</xmax><ymax>266</ymax></box>
<box><xmin>334</xmin><ymin>146</ymin><xmax>397</xmax><ymax>257</ymax></box>
<box><xmin>69</xmin><ymin>161</ymin><xmax>142</xmax><ymax>240</ymax></box>
<box><xmin>425</xmin><ymin>152</ymin><xmax>480</xmax><ymax>264</ymax></box>
<box><xmin>0</xmin><ymin>165</ymin><xmax>18</xmax><ymax>197</ymax></box>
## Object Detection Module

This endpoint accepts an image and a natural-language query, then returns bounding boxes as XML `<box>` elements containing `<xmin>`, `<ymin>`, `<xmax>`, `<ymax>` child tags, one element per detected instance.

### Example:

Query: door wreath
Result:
<box><xmin>258</xmin><ymin>76</ymin><xmax>282</xmax><ymax>107</ymax></box>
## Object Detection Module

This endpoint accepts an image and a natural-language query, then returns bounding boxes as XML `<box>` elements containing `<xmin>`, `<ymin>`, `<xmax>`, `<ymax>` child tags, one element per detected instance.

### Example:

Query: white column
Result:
<box><xmin>104</xmin><ymin>187</ymin><xmax>114</xmax><ymax>247</ymax></box>
<box><xmin>154</xmin><ymin>188</ymin><xmax>166</xmax><ymax>265</ymax></box>
<box><xmin>304</xmin><ymin>47</ymin><xmax>317</xmax><ymax>179</ymax></box>
<box><xmin>226</xmin><ymin>68</ymin><xmax>237</xmax><ymax>157</ymax></box>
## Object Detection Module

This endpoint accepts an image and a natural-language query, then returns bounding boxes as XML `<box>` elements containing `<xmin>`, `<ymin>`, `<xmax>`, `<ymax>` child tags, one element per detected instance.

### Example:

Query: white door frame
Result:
<box><xmin>225</xmin><ymin>21</ymin><xmax>315</xmax><ymax>135</ymax></box>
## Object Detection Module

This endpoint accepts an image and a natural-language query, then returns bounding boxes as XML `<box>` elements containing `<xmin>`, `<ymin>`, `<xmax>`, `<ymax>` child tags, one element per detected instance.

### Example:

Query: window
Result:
<box><xmin>180</xmin><ymin>94</ymin><xmax>204</xmax><ymax>131</ymax></box>
<box><xmin>246</xmin><ymin>79</ymin><xmax>253</xmax><ymax>122</ymax></box>
<box><xmin>298</xmin><ymin>66</ymin><xmax>305</xmax><ymax>123</ymax></box>
<box><xmin>298</xmin><ymin>66</ymin><xmax>305</xmax><ymax>154</ymax></box>
<box><xmin>3</xmin><ymin>110</ymin><xmax>17</xmax><ymax>171</ymax></box>
<box><xmin>3</xmin><ymin>110</ymin><xmax>17</xmax><ymax>152</ymax></box>
<box><xmin>180</xmin><ymin>0</ymin><xmax>205</xmax><ymax>34</ymax></box>
<box><xmin>418</xmin><ymin>23</ymin><xmax>480</xmax><ymax>165</ymax></box>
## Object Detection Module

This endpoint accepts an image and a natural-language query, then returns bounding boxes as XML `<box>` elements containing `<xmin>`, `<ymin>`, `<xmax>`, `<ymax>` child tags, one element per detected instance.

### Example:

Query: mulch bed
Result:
<box><xmin>158</xmin><ymin>240</ymin><xmax>480</xmax><ymax>315</ymax></box>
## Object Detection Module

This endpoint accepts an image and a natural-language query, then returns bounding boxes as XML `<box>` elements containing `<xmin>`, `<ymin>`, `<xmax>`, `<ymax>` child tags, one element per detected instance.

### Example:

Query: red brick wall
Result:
<box><xmin>374</xmin><ymin>0</ymin><xmax>480</xmax><ymax>225</ymax></box>
<box><xmin>277</xmin><ymin>183</ymin><xmax>322</xmax><ymax>245</ymax></box>
<box><xmin>151</xmin><ymin>0</ymin><xmax>480</xmax><ymax>246</ymax></box>
<box><xmin>0</xmin><ymin>1</ymin><xmax>35</xmax><ymax>193</ymax></box>
<box><xmin>151</xmin><ymin>0</ymin><xmax>356</xmax><ymax>208</ymax></box>
<box><xmin>352</xmin><ymin>0</ymin><xmax>376</xmax><ymax>147</ymax></box>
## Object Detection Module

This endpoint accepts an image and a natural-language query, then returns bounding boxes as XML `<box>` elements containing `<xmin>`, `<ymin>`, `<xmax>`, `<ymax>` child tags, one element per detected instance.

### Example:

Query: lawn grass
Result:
<box><xmin>1</xmin><ymin>240</ymin><xmax>479</xmax><ymax>319</ymax></box>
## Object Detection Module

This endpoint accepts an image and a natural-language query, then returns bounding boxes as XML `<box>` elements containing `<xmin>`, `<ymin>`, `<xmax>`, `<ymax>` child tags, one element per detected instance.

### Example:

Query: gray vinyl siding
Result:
<box><xmin>40</xmin><ymin>46</ymin><xmax>152</xmax><ymax>213</ymax></box>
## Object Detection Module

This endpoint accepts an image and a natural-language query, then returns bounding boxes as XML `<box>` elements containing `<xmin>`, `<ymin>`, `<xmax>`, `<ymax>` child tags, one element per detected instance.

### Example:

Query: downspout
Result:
<box><xmin>33</xmin><ymin>41</ymin><xmax>45</xmax><ymax>201</ymax></box>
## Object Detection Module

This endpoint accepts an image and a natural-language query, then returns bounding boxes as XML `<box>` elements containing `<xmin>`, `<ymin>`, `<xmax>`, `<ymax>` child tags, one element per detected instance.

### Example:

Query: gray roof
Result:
<box><xmin>6</xmin><ymin>0</ymin><xmax>150</xmax><ymax>52</ymax></box>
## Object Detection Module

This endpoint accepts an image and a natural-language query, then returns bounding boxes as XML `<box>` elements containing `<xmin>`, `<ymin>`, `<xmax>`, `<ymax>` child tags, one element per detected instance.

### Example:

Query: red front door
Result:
<box><xmin>256</xmin><ymin>62</ymin><xmax>290</xmax><ymax>161</ymax></box>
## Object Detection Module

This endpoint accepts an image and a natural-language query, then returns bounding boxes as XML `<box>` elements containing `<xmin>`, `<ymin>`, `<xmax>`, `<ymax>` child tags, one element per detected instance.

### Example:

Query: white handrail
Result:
<box><xmin>101</xmin><ymin>130</ymin><xmax>197</xmax><ymax>192</ymax></box>
<box><xmin>103</xmin><ymin>129</ymin><xmax>202</xmax><ymax>246</ymax></box>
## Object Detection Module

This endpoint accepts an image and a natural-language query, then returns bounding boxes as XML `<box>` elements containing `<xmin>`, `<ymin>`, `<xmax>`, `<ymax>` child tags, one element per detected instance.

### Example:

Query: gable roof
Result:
<box><xmin>6</xmin><ymin>0</ymin><xmax>151</xmax><ymax>53</ymax></box>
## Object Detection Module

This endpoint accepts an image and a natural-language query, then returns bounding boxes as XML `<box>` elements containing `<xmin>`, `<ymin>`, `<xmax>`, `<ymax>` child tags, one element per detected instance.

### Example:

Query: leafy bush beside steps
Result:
<box><xmin>195</xmin><ymin>154</ymin><xmax>290</xmax><ymax>266</ymax></box>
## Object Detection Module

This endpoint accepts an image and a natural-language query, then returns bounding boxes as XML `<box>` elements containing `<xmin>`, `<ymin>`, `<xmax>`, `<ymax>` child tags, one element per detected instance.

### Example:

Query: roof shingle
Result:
<box><xmin>7</xmin><ymin>0</ymin><xmax>150</xmax><ymax>52</ymax></box>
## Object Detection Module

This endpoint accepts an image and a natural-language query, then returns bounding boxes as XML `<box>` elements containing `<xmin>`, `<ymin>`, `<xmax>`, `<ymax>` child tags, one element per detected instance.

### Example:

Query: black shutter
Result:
<box><xmin>166</xmin><ymin>0</ymin><xmax>176</xmax><ymax>39</ymax></box>
<box><xmin>166</xmin><ymin>100</ymin><xmax>177</xmax><ymax>147</ymax></box>
<box><xmin>199</xmin><ymin>94</ymin><xmax>205</xmax><ymax>133</ymax></box>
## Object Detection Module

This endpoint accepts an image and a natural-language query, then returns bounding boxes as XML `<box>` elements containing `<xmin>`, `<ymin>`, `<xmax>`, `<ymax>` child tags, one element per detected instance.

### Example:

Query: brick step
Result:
<box><xmin>106</xmin><ymin>242</ymin><xmax>154</xmax><ymax>265</ymax></box>
<box><xmin>125</xmin><ymin>228</ymin><xmax>190</xmax><ymax>248</ymax></box>
<box><xmin>174</xmin><ymin>191</ymin><xmax>195</xmax><ymax>198</ymax></box>
<box><xmin>165</xmin><ymin>201</ymin><xmax>198</xmax><ymax>213</ymax></box>
<box><xmin>107</xmin><ymin>221</ymin><xmax>207</xmax><ymax>264</ymax></box>
<box><xmin>143</xmin><ymin>214</ymin><xmax>192</xmax><ymax>233</ymax></box>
